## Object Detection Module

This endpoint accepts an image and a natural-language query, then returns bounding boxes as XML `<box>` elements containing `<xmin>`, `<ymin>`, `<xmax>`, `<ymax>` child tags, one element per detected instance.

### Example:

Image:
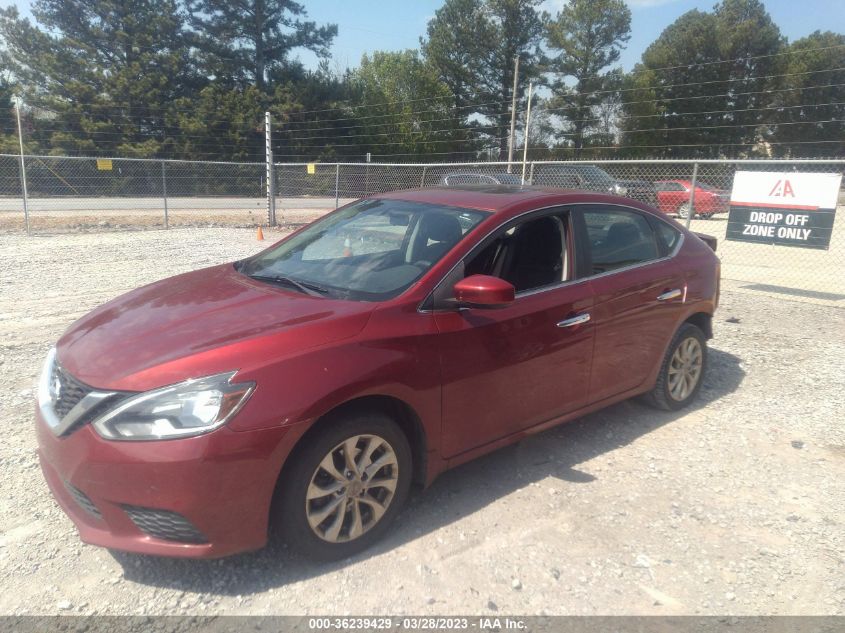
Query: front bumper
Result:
<box><xmin>36</xmin><ymin>407</ymin><xmax>292</xmax><ymax>558</ymax></box>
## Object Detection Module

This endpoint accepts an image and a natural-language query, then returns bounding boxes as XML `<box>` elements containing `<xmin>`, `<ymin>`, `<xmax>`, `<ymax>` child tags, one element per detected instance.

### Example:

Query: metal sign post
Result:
<box><xmin>521</xmin><ymin>82</ymin><xmax>534</xmax><ymax>184</ymax></box>
<box><xmin>685</xmin><ymin>162</ymin><xmax>699</xmax><ymax>229</ymax></box>
<box><xmin>161</xmin><ymin>160</ymin><xmax>169</xmax><ymax>229</ymax></box>
<box><xmin>14</xmin><ymin>97</ymin><xmax>30</xmax><ymax>234</ymax></box>
<box><xmin>265</xmin><ymin>111</ymin><xmax>277</xmax><ymax>227</ymax></box>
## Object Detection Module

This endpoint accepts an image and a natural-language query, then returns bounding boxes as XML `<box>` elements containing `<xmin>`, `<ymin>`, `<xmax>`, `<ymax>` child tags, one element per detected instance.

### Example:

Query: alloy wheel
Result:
<box><xmin>305</xmin><ymin>434</ymin><xmax>399</xmax><ymax>543</ymax></box>
<box><xmin>667</xmin><ymin>337</ymin><xmax>703</xmax><ymax>401</ymax></box>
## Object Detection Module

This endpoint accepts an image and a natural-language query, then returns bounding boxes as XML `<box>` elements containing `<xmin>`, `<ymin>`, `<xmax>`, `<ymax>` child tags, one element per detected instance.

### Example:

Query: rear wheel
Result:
<box><xmin>644</xmin><ymin>323</ymin><xmax>707</xmax><ymax>411</ymax></box>
<box><xmin>677</xmin><ymin>202</ymin><xmax>692</xmax><ymax>219</ymax></box>
<box><xmin>275</xmin><ymin>411</ymin><xmax>412</xmax><ymax>560</ymax></box>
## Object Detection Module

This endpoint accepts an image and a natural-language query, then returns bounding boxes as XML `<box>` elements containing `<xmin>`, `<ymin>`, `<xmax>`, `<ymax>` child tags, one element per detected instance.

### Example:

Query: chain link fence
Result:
<box><xmin>2</xmin><ymin>154</ymin><xmax>843</xmax><ymax>298</ymax></box>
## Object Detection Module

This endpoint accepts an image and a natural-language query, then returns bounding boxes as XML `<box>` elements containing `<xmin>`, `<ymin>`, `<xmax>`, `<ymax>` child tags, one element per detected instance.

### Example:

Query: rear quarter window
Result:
<box><xmin>653</xmin><ymin>220</ymin><xmax>682</xmax><ymax>256</ymax></box>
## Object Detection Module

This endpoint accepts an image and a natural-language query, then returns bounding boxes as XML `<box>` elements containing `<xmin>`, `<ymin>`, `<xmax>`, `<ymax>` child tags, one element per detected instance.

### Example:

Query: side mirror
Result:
<box><xmin>452</xmin><ymin>275</ymin><xmax>515</xmax><ymax>309</ymax></box>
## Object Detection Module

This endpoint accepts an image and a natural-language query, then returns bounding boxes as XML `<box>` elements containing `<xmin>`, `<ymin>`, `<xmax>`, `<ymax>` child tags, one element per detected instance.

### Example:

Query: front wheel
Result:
<box><xmin>677</xmin><ymin>202</ymin><xmax>692</xmax><ymax>219</ymax></box>
<box><xmin>644</xmin><ymin>323</ymin><xmax>707</xmax><ymax>411</ymax></box>
<box><xmin>275</xmin><ymin>411</ymin><xmax>412</xmax><ymax>560</ymax></box>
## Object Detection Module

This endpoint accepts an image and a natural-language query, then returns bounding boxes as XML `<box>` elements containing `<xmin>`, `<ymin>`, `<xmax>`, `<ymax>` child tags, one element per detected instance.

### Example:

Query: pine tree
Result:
<box><xmin>0</xmin><ymin>0</ymin><xmax>198</xmax><ymax>156</ymax></box>
<box><xmin>186</xmin><ymin>0</ymin><xmax>337</xmax><ymax>92</ymax></box>
<box><xmin>545</xmin><ymin>0</ymin><xmax>631</xmax><ymax>155</ymax></box>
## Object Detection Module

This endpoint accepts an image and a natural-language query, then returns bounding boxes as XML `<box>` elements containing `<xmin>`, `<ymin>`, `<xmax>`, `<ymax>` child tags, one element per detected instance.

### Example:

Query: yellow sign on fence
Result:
<box><xmin>306</xmin><ymin>163</ymin><xmax>316</xmax><ymax>175</ymax></box>
<box><xmin>96</xmin><ymin>159</ymin><xmax>113</xmax><ymax>171</ymax></box>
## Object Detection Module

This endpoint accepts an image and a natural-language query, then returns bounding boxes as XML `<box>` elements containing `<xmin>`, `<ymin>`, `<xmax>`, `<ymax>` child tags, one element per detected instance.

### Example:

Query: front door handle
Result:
<box><xmin>657</xmin><ymin>288</ymin><xmax>682</xmax><ymax>302</ymax></box>
<box><xmin>557</xmin><ymin>313</ymin><xmax>591</xmax><ymax>328</ymax></box>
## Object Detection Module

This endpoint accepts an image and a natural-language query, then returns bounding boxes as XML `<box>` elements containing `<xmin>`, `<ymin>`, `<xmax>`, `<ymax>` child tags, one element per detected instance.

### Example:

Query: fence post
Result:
<box><xmin>420</xmin><ymin>165</ymin><xmax>428</xmax><ymax>188</ymax></box>
<box><xmin>685</xmin><ymin>162</ymin><xmax>699</xmax><ymax>229</ymax></box>
<box><xmin>335</xmin><ymin>163</ymin><xmax>340</xmax><ymax>209</ymax></box>
<box><xmin>161</xmin><ymin>160</ymin><xmax>169</xmax><ymax>229</ymax></box>
<box><xmin>14</xmin><ymin>97</ymin><xmax>30</xmax><ymax>234</ymax></box>
<box><xmin>528</xmin><ymin>161</ymin><xmax>535</xmax><ymax>185</ymax></box>
<box><xmin>265</xmin><ymin>111</ymin><xmax>277</xmax><ymax>227</ymax></box>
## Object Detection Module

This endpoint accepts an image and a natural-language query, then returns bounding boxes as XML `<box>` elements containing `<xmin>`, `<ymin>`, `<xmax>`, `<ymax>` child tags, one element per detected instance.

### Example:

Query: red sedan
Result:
<box><xmin>36</xmin><ymin>187</ymin><xmax>720</xmax><ymax>560</ymax></box>
<box><xmin>655</xmin><ymin>180</ymin><xmax>730</xmax><ymax>219</ymax></box>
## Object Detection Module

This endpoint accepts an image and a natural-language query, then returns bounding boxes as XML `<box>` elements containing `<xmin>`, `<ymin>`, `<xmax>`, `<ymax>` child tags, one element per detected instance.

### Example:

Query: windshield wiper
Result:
<box><xmin>248</xmin><ymin>274</ymin><xmax>330</xmax><ymax>297</ymax></box>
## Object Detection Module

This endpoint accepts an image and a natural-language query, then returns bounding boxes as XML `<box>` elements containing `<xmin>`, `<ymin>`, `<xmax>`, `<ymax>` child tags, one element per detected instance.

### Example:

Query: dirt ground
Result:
<box><xmin>0</xmin><ymin>228</ymin><xmax>843</xmax><ymax>616</ymax></box>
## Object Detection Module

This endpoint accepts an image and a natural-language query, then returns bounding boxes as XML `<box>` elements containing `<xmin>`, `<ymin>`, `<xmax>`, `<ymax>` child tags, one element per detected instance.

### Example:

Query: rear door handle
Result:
<box><xmin>557</xmin><ymin>313</ymin><xmax>591</xmax><ymax>328</ymax></box>
<box><xmin>657</xmin><ymin>289</ymin><xmax>682</xmax><ymax>302</ymax></box>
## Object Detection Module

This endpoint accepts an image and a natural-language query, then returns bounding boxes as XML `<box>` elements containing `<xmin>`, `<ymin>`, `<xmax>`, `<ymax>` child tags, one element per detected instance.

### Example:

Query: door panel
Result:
<box><xmin>587</xmin><ymin>260</ymin><xmax>686</xmax><ymax>402</ymax></box>
<box><xmin>573</xmin><ymin>204</ymin><xmax>687</xmax><ymax>403</ymax></box>
<box><xmin>435</xmin><ymin>284</ymin><xmax>594</xmax><ymax>458</ymax></box>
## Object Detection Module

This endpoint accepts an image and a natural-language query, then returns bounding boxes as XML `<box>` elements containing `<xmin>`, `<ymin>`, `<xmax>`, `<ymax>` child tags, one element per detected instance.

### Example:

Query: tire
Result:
<box><xmin>275</xmin><ymin>410</ymin><xmax>412</xmax><ymax>561</ymax></box>
<box><xmin>677</xmin><ymin>202</ymin><xmax>692</xmax><ymax>219</ymax></box>
<box><xmin>643</xmin><ymin>323</ymin><xmax>708</xmax><ymax>411</ymax></box>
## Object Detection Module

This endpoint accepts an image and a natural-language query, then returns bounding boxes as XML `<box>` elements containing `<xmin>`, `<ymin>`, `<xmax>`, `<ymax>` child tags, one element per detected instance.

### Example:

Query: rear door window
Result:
<box><xmin>577</xmin><ymin>207</ymin><xmax>661</xmax><ymax>275</ymax></box>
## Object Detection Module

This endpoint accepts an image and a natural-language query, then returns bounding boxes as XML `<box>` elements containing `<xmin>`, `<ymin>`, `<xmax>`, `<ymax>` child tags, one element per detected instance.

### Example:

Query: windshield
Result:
<box><xmin>238</xmin><ymin>198</ymin><xmax>489</xmax><ymax>301</ymax></box>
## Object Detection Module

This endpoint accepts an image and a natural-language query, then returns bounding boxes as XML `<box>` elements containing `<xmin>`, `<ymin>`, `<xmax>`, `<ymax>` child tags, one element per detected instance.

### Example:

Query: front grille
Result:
<box><xmin>52</xmin><ymin>363</ymin><xmax>93</xmax><ymax>418</ymax></box>
<box><xmin>64</xmin><ymin>481</ymin><xmax>102</xmax><ymax>519</ymax></box>
<box><xmin>122</xmin><ymin>505</ymin><xmax>208</xmax><ymax>544</ymax></box>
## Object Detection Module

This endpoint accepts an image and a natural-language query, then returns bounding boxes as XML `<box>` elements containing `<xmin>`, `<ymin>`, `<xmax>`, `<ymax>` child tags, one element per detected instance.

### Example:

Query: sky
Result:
<box><xmin>2</xmin><ymin>0</ymin><xmax>843</xmax><ymax>72</ymax></box>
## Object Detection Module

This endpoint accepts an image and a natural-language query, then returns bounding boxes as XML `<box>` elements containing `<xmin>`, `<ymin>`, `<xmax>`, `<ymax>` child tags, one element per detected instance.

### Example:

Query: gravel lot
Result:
<box><xmin>0</xmin><ymin>228</ymin><xmax>843</xmax><ymax>616</ymax></box>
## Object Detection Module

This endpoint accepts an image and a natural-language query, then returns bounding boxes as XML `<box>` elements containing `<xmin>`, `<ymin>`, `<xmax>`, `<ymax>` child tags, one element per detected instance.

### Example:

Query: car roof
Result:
<box><xmin>375</xmin><ymin>185</ymin><xmax>650</xmax><ymax>216</ymax></box>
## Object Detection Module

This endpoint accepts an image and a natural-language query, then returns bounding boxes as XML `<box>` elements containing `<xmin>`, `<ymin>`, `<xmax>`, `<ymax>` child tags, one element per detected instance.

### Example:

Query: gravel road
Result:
<box><xmin>0</xmin><ymin>228</ymin><xmax>843</xmax><ymax>616</ymax></box>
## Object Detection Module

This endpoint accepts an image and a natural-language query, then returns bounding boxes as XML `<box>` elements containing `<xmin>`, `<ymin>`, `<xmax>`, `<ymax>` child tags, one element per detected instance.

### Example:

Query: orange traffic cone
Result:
<box><xmin>256</xmin><ymin>226</ymin><xmax>264</xmax><ymax>241</ymax></box>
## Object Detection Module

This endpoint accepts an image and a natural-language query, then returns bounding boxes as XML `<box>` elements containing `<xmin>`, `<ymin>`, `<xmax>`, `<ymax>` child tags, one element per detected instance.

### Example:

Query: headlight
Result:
<box><xmin>92</xmin><ymin>372</ymin><xmax>254</xmax><ymax>441</ymax></box>
<box><xmin>614</xmin><ymin>184</ymin><xmax>628</xmax><ymax>196</ymax></box>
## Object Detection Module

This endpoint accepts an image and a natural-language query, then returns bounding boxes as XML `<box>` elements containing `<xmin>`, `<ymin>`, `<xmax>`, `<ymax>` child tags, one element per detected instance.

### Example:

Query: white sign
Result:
<box><xmin>730</xmin><ymin>171</ymin><xmax>841</xmax><ymax>210</ymax></box>
<box><xmin>726</xmin><ymin>171</ymin><xmax>841</xmax><ymax>250</ymax></box>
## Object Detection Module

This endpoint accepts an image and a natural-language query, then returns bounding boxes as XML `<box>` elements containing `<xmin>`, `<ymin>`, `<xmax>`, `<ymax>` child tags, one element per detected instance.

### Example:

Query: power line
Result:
<box><xmin>533</xmin><ymin>100</ymin><xmax>845</xmax><ymax>127</ymax></box>
<box><xmin>22</xmin><ymin>80</ymin><xmax>843</xmax><ymax>143</ymax></box>
<box><xmin>545</xmin><ymin>44</ymin><xmax>845</xmax><ymax>77</ymax></box>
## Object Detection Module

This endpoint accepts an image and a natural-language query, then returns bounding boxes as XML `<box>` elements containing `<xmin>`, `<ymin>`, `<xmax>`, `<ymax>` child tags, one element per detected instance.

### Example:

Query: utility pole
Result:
<box><xmin>521</xmin><ymin>82</ymin><xmax>534</xmax><ymax>184</ymax></box>
<box><xmin>265</xmin><ymin>111</ymin><xmax>276</xmax><ymax>227</ymax></box>
<box><xmin>14</xmin><ymin>96</ymin><xmax>30</xmax><ymax>234</ymax></box>
<box><xmin>506</xmin><ymin>56</ymin><xmax>520</xmax><ymax>173</ymax></box>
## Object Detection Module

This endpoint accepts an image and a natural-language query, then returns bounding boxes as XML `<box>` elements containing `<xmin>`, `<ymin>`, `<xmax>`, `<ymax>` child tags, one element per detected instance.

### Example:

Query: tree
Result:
<box><xmin>420</xmin><ymin>0</ymin><xmax>493</xmax><ymax>112</ymax></box>
<box><xmin>620</xmin><ymin>10</ymin><xmax>729</xmax><ymax>157</ymax></box>
<box><xmin>345</xmin><ymin>50</ymin><xmax>466</xmax><ymax>160</ymax></box>
<box><xmin>479</xmin><ymin>0</ymin><xmax>546</xmax><ymax>158</ymax></box>
<box><xmin>186</xmin><ymin>0</ymin><xmax>337</xmax><ymax>92</ymax></box>
<box><xmin>619</xmin><ymin>1</ymin><xmax>784</xmax><ymax>157</ymax></box>
<box><xmin>712</xmin><ymin>0</ymin><xmax>785</xmax><ymax>150</ymax></box>
<box><xmin>420</xmin><ymin>0</ymin><xmax>545</xmax><ymax>158</ymax></box>
<box><xmin>0</xmin><ymin>73</ymin><xmax>19</xmax><ymax>153</ymax></box>
<box><xmin>766</xmin><ymin>31</ymin><xmax>845</xmax><ymax>157</ymax></box>
<box><xmin>0</xmin><ymin>0</ymin><xmax>198</xmax><ymax>157</ymax></box>
<box><xmin>545</xmin><ymin>0</ymin><xmax>631</xmax><ymax>155</ymax></box>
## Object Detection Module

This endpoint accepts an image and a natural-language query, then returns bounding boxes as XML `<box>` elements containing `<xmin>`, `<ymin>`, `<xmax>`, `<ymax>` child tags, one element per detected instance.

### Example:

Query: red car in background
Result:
<box><xmin>36</xmin><ymin>186</ymin><xmax>720</xmax><ymax>561</ymax></box>
<box><xmin>655</xmin><ymin>180</ymin><xmax>730</xmax><ymax>219</ymax></box>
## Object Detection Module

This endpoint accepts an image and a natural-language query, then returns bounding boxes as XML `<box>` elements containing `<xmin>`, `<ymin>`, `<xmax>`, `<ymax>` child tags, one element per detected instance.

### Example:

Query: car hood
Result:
<box><xmin>56</xmin><ymin>264</ymin><xmax>375</xmax><ymax>391</ymax></box>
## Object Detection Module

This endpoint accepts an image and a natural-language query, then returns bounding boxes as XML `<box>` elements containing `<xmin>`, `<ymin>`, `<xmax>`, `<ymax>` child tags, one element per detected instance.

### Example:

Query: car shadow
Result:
<box><xmin>111</xmin><ymin>348</ymin><xmax>744</xmax><ymax>596</ymax></box>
